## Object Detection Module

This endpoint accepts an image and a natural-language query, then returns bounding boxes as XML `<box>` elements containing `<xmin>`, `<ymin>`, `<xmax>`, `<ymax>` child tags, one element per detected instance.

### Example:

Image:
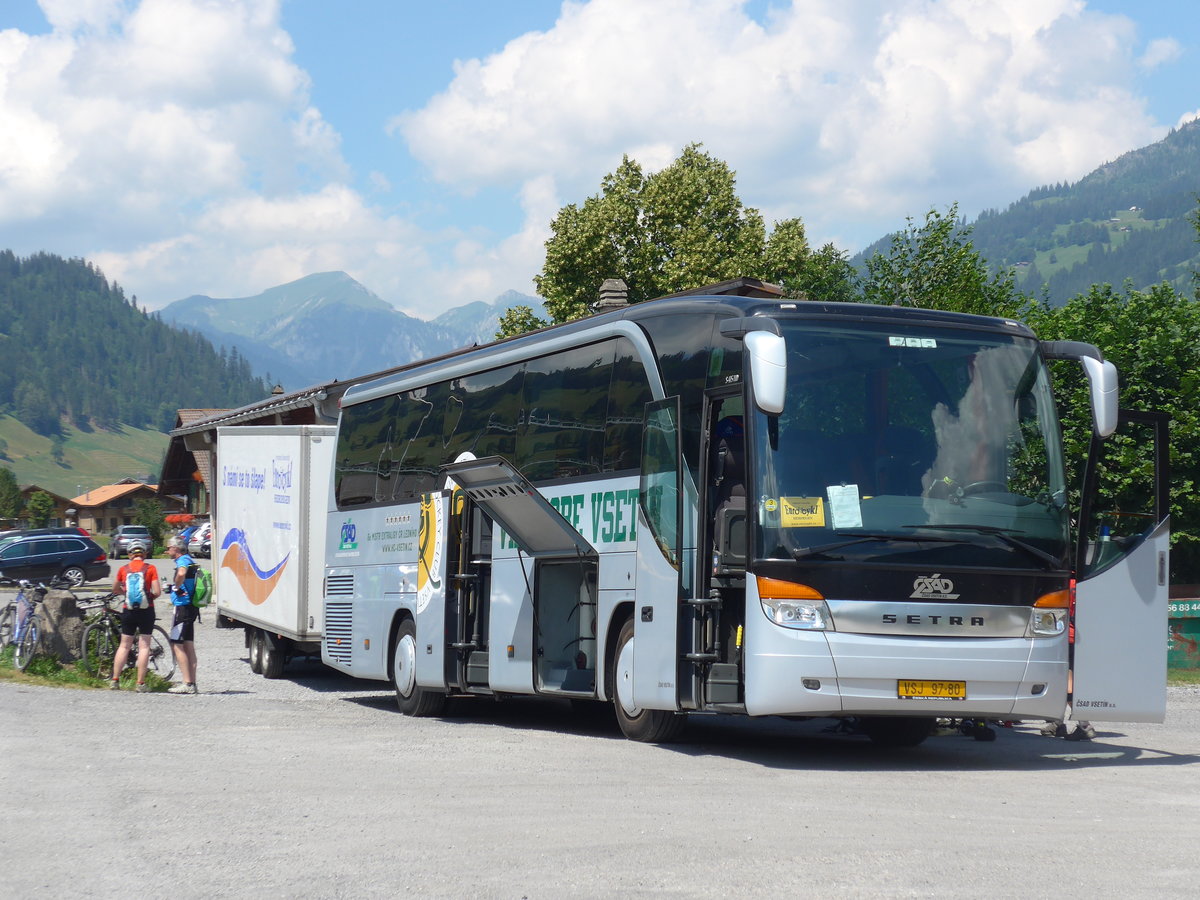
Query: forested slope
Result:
<box><xmin>0</xmin><ymin>251</ymin><xmax>269</xmax><ymax>435</ymax></box>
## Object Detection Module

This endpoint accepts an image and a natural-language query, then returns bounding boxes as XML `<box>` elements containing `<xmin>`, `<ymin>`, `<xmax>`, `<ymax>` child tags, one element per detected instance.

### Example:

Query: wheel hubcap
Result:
<box><xmin>616</xmin><ymin>636</ymin><xmax>640</xmax><ymax>717</ymax></box>
<box><xmin>395</xmin><ymin>634</ymin><xmax>416</xmax><ymax>697</ymax></box>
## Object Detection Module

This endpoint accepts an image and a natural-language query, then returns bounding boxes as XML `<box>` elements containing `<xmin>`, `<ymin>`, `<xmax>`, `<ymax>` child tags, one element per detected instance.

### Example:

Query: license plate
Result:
<box><xmin>897</xmin><ymin>680</ymin><xmax>966</xmax><ymax>700</ymax></box>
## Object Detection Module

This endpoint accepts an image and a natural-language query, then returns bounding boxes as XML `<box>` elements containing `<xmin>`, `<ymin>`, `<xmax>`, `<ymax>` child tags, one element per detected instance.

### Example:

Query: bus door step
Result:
<box><xmin>466</xmin><ymin>651</ymin><xmax>489</xmax><ymax>685</ymax></box>
<box><xmin>705</xmin><ymin>663</ymin><xmax>741</xmax><ymax>704</ymax></box>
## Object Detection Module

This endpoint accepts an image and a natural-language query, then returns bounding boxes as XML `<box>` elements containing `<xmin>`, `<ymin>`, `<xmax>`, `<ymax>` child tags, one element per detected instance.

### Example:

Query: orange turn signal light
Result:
<box><xmin>757</xmin><ymin>577</ymin><xmax>824</xmax><ymax>601</ymax></box>
<box><xmin>1034</xmin><ymin>589</ymin><xmax>1071</xmax><ymax>609</ymax></box>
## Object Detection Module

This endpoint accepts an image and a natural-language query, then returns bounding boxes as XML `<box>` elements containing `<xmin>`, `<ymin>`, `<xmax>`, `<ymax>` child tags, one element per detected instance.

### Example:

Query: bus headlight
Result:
<box><xmin>760</xmin><ymin>598</ymin><xmax>832</xmax><ymax>630</ymax></box>
<box><xmin>757</xmin><ymin>577</ymin><xmax>832</xmax><ymax>630</ymax></box>
<box><xmin>1030</xmin><ymin>589</ymin><xmax>1069</xmax><ymax>637</ymax></box>
<box><xmin>1028</xmin><ymin>609</ymin><xmax>1066</xmax><ymax>637</ymax></box>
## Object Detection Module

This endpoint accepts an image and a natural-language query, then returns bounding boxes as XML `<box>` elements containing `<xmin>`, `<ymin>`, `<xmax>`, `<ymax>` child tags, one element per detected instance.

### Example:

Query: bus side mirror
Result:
<box><xmin>1082</xmin><ymin>356</ymin><xmax>1118</xmax><ymax>438</ymax></box>
<box><xmin>746</xmin><ymin>331</ymin><xmax>786</xmax><ymax>415</ymax></box>
<box><xmin>1040</xmin><ymin>340</ymin><xmax>1118</xmax><ymax>439</ymax></box>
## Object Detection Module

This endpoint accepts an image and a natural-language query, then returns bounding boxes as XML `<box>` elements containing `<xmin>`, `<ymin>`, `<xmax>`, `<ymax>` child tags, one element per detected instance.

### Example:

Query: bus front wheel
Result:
<box><xmin>610</xmin><ymin>617</ymin><xmax>684</xmax><ymax>743</ymax></box>
<box><xmin>392</xmin><ymin>620</ymin><xmax>445</xmax><ymax>717</ymax></box>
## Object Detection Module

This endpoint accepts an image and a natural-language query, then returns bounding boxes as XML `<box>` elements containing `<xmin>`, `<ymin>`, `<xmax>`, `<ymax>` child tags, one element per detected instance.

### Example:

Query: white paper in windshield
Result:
<box><xmin>827</xmin><ymin>484</ymin><xmax>863</xmax><ymax>529</ymax></box>
<box><xmin>888</xmin><ymin>336</ymin><xmax>937</xmax><ymax>348</ymax></box>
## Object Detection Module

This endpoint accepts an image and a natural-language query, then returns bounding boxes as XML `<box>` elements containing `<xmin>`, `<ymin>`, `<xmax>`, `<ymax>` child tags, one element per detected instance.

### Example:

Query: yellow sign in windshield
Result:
<box><xmin>780</xmin><ymin>497</ymin><xmax>824</xmax><ymax>527</ymax></box>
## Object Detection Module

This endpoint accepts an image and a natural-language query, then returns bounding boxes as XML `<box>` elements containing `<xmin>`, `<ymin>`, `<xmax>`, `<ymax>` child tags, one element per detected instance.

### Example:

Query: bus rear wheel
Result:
<box><xmin>610</xmin><ymin>617</ymin><xmax>684</xmax><ymax>743</ymax></box>
<box><xmin>860</xmin><ymin>716</ymin><xmax>934</xmax><ymax>748</ymax></box>
<box><xmin>392</xmin><ymin>620</ymin><xmax>445</xmax><ymax>717</ymax></box>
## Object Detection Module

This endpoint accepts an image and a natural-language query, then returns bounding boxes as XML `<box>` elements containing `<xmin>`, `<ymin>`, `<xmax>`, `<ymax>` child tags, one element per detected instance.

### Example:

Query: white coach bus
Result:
<box><xmin>322</xmin><ymin>295</ymin><xmax>1168</xmax><ymax>745</ymax></box>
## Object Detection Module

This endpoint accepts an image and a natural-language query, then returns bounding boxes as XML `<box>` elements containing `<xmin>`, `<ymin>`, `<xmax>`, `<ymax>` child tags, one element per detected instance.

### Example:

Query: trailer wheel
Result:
<box><xmin>261</xmin><ymin>633</ymin><xmax>286</xmax><ymax>679</ymax></box>
<box><xmin>609</xmin><ymin>617</ymin><xmax>685</xmax><ymax>743</ymax></box>
<box><xmin>248</xmin><ymin>629</ymin><xmax>264</xmax><ymax>674</ymax></box>
<box><xmin>392</xmin><ymin>619</ymin><xmax>445</xmax><ymax>717</ymax></box>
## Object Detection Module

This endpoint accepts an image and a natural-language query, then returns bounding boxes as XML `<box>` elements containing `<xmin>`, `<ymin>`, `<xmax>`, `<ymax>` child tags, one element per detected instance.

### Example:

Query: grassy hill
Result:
<box><xmin>852</xmin><ymin>119</ymin><xmax>1200</xmax><ymax>305</ymax></box>
<box><xmin>0</xmin><ymin>415</ymin><xmax>168</xmax><ymax>497</ymax></box>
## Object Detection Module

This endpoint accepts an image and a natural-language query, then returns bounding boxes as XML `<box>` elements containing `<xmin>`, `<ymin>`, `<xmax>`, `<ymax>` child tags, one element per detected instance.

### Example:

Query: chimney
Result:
<box><xmin>271</xmin><ymin>384</ymin><xmax>285</xmax><ymax>395</ymax></box>
<box><xmin>592</xmin><ymin>278</ymin><xmax>629</xmax><ymax>313</ymax></box>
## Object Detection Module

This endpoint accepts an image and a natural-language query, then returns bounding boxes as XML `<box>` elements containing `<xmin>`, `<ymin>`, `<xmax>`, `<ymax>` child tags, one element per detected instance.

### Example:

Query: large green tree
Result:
<box><xmin>134</xmin><ymin>497</ymin><xmax>167</xmax><ymax>548</ymax></box>
<box><xmin>860</xmin><ymin>204</ymin><xmax>1029</xmax><ymax>318</ymax></box>
<box><xmin>24</xmin><ymin>490</ymin><xmax>54</xmax><ymax>527</ymax></box>
<box><xmin>1029</xmin><ymin>280</ymin><xmax>1200</xmax><ymax>582</ymax></box>
<box><xmin>500</xmin><ymin>145</ymin><xmax>853</xmax><ymax>336</ymax></box>
<box><xmin>0</xmin><ymin>467</ymin><xmax>23</xmax><ymax>521</ymax></box>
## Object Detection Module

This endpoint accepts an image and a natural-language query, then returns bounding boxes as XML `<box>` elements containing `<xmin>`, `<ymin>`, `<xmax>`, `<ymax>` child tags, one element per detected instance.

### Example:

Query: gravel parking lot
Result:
<box><xmin>2</xmin><ymin>561</ymin><xmax>1200</xmax><ymax>897</ymax></box>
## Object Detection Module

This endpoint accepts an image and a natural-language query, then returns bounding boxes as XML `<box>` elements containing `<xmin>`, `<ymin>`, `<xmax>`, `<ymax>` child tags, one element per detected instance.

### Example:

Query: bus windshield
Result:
<box><xmin>752</xmin><ymin>319</ymin><xmax>1069</xmax><ymax>568</ymax></box>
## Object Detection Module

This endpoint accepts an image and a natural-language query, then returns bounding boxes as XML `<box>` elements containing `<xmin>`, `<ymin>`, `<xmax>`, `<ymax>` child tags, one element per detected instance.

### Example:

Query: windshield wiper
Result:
<box><xmin>792</xmin><ymin>531</ymin><xmax>963</xmax><ymax>560</ymax></box>
<box><xmin>902</xmin><ymin>524</ymin><xmax>1064</xmax><ymax>569</ymax></box>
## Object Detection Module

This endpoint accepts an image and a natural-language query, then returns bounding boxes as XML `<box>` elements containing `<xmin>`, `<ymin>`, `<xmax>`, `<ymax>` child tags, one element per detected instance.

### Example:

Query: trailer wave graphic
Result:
<box><xmin>219</xmin><ymin>527</ymin><xmax>290</xmax><ymax>606</ymax></box>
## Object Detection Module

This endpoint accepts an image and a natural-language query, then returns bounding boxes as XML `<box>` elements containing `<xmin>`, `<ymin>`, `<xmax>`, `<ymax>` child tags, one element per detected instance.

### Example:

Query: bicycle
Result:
<box><xmin>76</xmin><ymin>590</ymin><xmax>175</xmax><ymax>683</ymax></box>
<box><xmin>1</xmin><ymin>580</ymin><xmax>51</xmax><ymax>671</ymax></box>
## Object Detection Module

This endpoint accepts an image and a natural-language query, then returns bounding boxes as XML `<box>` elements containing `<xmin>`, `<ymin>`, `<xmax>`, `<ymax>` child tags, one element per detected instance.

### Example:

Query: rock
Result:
<box><xmin>34</xmin><ymin>589</ymin><xmax>88</xmax><ymax>664</ymax></box>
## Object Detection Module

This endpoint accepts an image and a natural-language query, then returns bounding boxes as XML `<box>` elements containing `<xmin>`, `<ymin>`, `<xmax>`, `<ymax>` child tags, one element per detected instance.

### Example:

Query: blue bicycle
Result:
<box><xmin>0</xmin><ymin>580</ymin><xmax>50</xmax><ymax>671</ymax></box>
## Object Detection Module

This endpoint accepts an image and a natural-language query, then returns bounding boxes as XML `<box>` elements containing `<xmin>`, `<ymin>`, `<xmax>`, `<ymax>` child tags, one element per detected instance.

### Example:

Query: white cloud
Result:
<box><xmin>0</xmin><ymin>0</ymin><xmax>364</xmax><ymax>304</ymax></box>
<box><xmin>1139</xmin><ymin>37</ymin><xmax>1181</xmax><ymax>69</ymax></box>
<box><xmin>0</xmin><ymin>0</ymin><xmax>1181</xmax><ymax>321</ymax></box>
<box><xmin>397</xmin><ymin>0</ymin><xmax>1164</xmax><ymax>249</ymax></box>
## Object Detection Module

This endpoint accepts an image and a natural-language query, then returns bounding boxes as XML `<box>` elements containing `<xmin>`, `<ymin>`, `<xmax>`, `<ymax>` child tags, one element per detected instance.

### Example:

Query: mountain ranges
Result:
<box><xmin>159</xmin><ymin>272</ymin><xmax>546</xmax><ymax>393</ymax></box>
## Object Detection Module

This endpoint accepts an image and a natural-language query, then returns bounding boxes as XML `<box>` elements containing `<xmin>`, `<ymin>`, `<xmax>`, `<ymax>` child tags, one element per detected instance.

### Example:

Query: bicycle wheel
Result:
<box><xmin>145</xmin><ymin>626</ymin><xmax>176</xmax><ymax>682</ymax></box>
<box><xmin>81</xmin><ymin>621</ymin><xmax>118</xmax><ymax>678</ymax></box>
<box><xmin>14</xmin><ymin>618</ymin><xmax>39</xmax><ymax>671</ymax></box>
<box><xmin>0</xmin><ymin>605</ymin><xmax>13</xmax><ymax>647</ymax></box>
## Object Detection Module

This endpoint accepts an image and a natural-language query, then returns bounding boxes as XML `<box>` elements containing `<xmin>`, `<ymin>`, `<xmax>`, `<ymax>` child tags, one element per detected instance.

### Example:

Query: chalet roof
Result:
<box><xmin>18</xmin><ymin>485</ymin><xmax>75</xmax><ymax>504</ymax></box>
<box><xmin>70</xmin><ymin>482</ymin><xmax>158</xmax><ymax>508</ymax></box>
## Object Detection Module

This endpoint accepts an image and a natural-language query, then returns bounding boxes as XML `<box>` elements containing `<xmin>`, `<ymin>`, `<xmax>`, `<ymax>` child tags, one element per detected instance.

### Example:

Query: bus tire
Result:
<box><xmin>861</xmin><ymin>716</ymin><xmax>933</xmax><ymax>748</ymax></box>
<box><xmin>392</xmin><ymin>619</ymin><xmax>445</xmax><ymax>717</ymax></box>
<box><xmin>610</xmin><ymin>617</ymin><xmax>685</xmax><ymax>743</ymax></box>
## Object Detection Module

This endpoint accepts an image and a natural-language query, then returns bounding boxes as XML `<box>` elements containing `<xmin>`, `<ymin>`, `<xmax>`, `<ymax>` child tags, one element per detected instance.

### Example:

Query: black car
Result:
<box><xmin>0</xmin><ymin>534</ymin><xmax>109</xmax><ymax>586</ymax></box>
<box><xmin>0</xmin><ymin>526</ymin><xmax>90</xmax><ymax>544</ymax></box>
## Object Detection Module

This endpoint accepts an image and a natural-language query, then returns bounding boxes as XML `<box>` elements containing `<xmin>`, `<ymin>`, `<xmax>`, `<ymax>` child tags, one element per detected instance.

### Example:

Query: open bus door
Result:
<box><xmin>631</xmin><ymin>397</ymin><xmax>685</xmax><ymax>713</ymax></box>
<box><xmin>1071</xmin><ymin>410</ymin><xmax>1170</xmax><ymax>723</ymax></box>
<box><xmin>443</xmin><ymin>456</ymin><xmax>599</xmax><ymax>697</ymax></box>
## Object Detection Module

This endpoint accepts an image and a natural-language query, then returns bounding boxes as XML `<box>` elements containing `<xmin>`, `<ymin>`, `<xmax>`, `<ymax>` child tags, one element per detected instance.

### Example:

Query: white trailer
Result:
<box><xmin>213</xmin><ymin>425</ymin><xmax>335</xmax><ymax>678</ymax></box>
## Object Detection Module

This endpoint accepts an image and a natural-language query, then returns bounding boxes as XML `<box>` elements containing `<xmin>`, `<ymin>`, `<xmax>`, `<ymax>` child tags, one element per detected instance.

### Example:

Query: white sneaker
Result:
<box><xmin>167</xmin><ymin>682</ymin><xmax>197</xmax><ymax>694</ymax></box>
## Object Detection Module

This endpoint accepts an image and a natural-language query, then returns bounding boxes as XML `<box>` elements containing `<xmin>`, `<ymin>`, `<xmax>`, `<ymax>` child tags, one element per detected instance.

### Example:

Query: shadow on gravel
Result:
<box><xmin>664</xmin><ymin>716</ymin><xmax>1200</xmax><ymax>772</ymax></box>
<box><xmin>355</xmin><ymin>693</ymin><xmax>629</xmax><ymax>740</ymax></box>
<box><xmin>336</xmin><ymin>691</ymin><xmax>1200</xmax><ymax>771</ymax></box>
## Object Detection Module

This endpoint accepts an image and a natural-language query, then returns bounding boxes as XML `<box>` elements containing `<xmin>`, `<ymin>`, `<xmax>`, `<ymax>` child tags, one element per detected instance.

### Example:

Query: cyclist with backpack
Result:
<box><xmin>165</xmin><ymin>537</ymin><xmax>200</xmax><ymax>694</ymax></box>
<box><xmin>110</xmin><ymin>545</ymin><xmax>162</xmax><ymax>691</ymax></box>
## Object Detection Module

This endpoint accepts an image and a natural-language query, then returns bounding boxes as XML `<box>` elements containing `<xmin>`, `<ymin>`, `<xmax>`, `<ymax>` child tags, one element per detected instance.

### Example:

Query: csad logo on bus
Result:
<box><xmin>910</xmin><ymin>573</ymin><xmax>959</xmax><ymax>600</ymax></box>
<box><xmin>339</xmin><ymin>519</ymin><xmax>358</xmax><ymax>551</ymax></box>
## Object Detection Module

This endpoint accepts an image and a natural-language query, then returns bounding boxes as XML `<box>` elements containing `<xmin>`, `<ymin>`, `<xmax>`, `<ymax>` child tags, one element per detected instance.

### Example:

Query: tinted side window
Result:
<box><xmin>639</xmin><ymin>314</ymin><xmax>717</xmax><ymax>478</ymax></box>
<box><xmin>604</xmin><ymin>337</ymin><xmax>653</xmax><ymax>472</ymax></box>
<box><xmin>446</xmin><ymin>363</ymin><xmax>525</xmax><ymax>462</ymax></box>
<box><xmin>0</xmin><ymin>542</ymin><xmax>27</xmax><ymax>559</ymax></box>
<box><xmin>335</xmin><ymin>394</ymin><xmax>399</xmax><ymax>509</ymax></box>
<box><xmin>518</xmin><ymin>343</ymin><xmax>612</xmax><ymax>481</ymax></box>
<box><xmin>388</xmin><ymin>385</ymin><xmax>445</xmax><ymax>499</ymax></box>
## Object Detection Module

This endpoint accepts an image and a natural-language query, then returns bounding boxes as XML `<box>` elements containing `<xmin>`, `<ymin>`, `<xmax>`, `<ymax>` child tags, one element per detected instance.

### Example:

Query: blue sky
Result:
<box><xmin>1</xmin><ymin>0</ymin><xmax>1197</xmax><ymax>318</ymax></box>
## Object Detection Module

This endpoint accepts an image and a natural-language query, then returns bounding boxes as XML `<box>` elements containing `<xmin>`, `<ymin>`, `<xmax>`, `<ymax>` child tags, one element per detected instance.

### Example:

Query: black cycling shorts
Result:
<box><xmin>169</xmin><ymin>603</ymin><xmax>199</xmax><ymax>643</ymax></box>
<box><xmin>120</xmin><ymin>606</ymin><xmax>156</xmax><ymax>636</ymax></box>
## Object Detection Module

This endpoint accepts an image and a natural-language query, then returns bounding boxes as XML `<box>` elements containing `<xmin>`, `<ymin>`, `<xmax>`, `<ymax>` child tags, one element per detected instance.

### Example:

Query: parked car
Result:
<box><xmin>110</xmin><ymin>525</ymin><xmax>153</xmax><ymax>558</ymax></box>
<box><xmin>0</xmin><ymin>534</ymin><xmax>109</xmax><ymax>586</ymax></box>
<box><xmin>0</xmin><ymin>526</ymin><xmax>90</xmax><ymax>547</ymax></box>
<box><xmin>188</xmin><ymin>521</ymin><xmax>212</xmax><ymax>559</ymax></box>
